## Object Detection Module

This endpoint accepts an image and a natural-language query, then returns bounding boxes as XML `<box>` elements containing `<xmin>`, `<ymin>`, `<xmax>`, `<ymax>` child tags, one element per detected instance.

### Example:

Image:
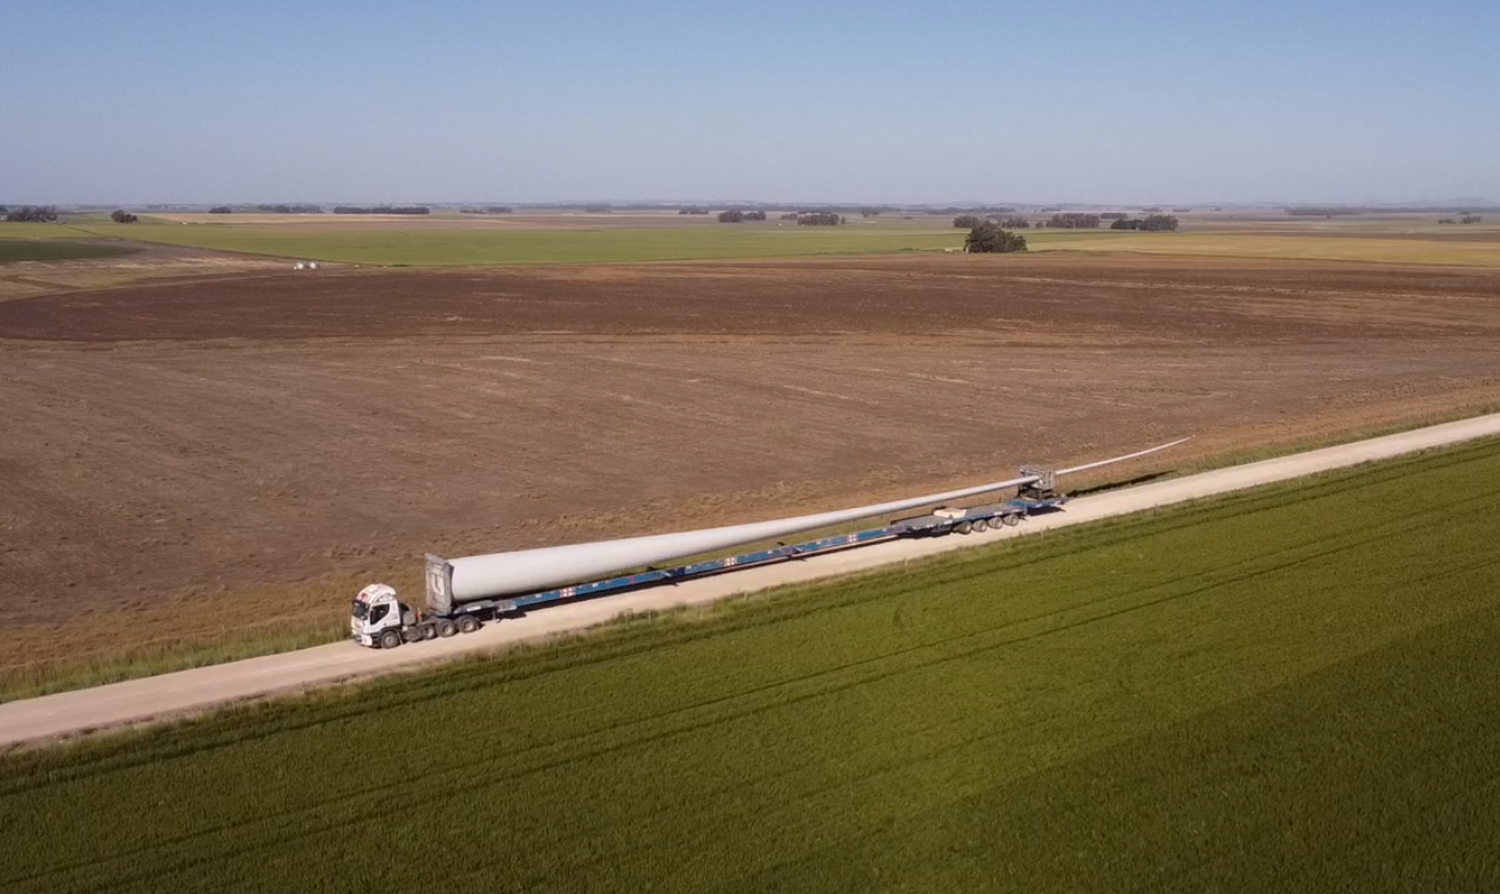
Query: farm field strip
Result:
<box><xmin>3</xmin><ymin>411</ymin><xmax>1498</xmax><ymax>744</ymax></box>
<box><xmin>1039</xmin><ymin>231</ymin><xmax>1500</xmax><ymax>266</ymax></box>
<box><xmin>2</xmin><ymin>252</ymin><xmax>1499</xmax><ymax>701</ymax></box>
<box><xmin>0</xmin><ymin>241</ymin><xmax>140</xmax><ymax>264</ymax></box>
<box><xmin>7</xmin><ymin>219</ymin><xmax>1498</xmax><ymax>267</ymax></box>
<box><xmin>16</xmin><ymin>223</ymin><xmax>977</xmax><ymax>265</ymax></box>
<box><xmin>2</xmin><ymin>437</ymin><xmax>1498</xmax><ymax>892</ymax></box>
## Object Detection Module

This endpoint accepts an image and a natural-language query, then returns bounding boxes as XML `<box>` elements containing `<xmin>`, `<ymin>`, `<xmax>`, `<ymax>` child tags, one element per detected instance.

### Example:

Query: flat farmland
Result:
<box><xmin>0</xmin><ymin>240</ymin><xmax>289</xmax><ymax>302</ymax></box>
<box><xmin>35</xmin><ymin>221</ymin><xmax>977</xmax><ymax>265</ymax></box>
<box><xmin>1045</xmin><ymin>231</ymin><xmax>1500</xmax><ymax>266</ymax></box>
<box><xmin>4</xmin><ymin>440</ymin><xmax>1499</xmax><ymax>892</ymax></box>
<box><xmin>1</xmin><ymin>253</ymin><xmax>1498</xmax><ymax>692</ymax></box>
<box><xmin>19</xmin><ymin>210</ymin><xmax>1500</xmax><ymax>267</ymax></box>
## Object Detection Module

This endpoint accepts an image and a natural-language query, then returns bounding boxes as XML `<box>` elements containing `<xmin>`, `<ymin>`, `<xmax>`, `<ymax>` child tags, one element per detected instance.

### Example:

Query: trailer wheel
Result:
<box><xmin>436</xmin><ymin>618</ymin><xmax>458</xmax><ymax>638</ymax></box>
<box><xmin>1002</xmin><ymin>513</ymin><xmax>1021</xmax><ymax>527</ymax></box>
<box><xmin>974</xmin><ymin>518</ymin><xmax>992</xmax><ymax>531</ymax></box>
<box><xmin>421</xmin><ymin>624</ymin><xmax>438</xmax><ymax>641</ymax></box>
<box><xmin>956</xmin><ymin>520</ymin><xmax>973</xmax><ymax>535</ymax></box>
<box><xmin>378</xmin><ymin>630</ymin><xmax>402</xmax><ymax>650</ymax></box>
<box><xmin>457</xmin><ymin>615</ymin><xmax>480</xmax><ymax>634</ymax></box>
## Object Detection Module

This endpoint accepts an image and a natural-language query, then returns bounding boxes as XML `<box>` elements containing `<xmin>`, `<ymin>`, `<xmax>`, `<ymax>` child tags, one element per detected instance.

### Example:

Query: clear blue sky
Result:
<box><xmin>3</xmin><ymin>0</ymin><xmax>1497</xmax><ymax>205</ymax></box>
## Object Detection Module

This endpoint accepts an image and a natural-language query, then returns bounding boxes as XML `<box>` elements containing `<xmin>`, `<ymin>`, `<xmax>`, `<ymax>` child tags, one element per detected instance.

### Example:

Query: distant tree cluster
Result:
<box><xmin>796</xmin><ymin>212</ymin><xmax>844</xmax><ymax>226</ymax></box>
<box><xmin>678</xmin><ymin>207</ymin><xmax>710</xmax><ymax>215</ymax></box>
<box><xmin>957</xmin><ymin>214</ymin><xmax>1032</xmax><ymax>228</ymax></box>
<box><xmin>1100</xmin><ymin>212</ymin><xmax>1128</xmax><ymax>220</ymax></box>
<box><xmin>4</xmin><ymin>205</ymin><xmax>58</xmax><ymax>223</ymax></box>
<box><xmin>860</xmin><ymin>210</ymin><xmax>882</xmax><ymax>217</ymax></box>
<box><xmin>584</xmin><ymin>204</ymin><xmax>613</xmax><ymax>213</ymax></box>
<box><xmin>937</xmin><ymin>206</ymin><xmax>1016</xmax><ymax>216</ymax></box>
<box><xmin>1110</xmin><ymin>214</ymin><xmax>1179</xmax><ymax>231</ymax></box>
<box><xmin>333</xmin><ymin>205</ymin><xmax>430</xmax><ymax>215</ymax></box>
<box><xmin>1049</xmin><ymin>213</ymin><xmax>1101</xmax><ymax>229</ymax></box>
<box><xmin>459</xmin><ymin>206</ymin><xmax>514</xmax><ymax>214</ymax></box>
<box><xmin>965</xmin><ymin>223</ymin><xmax>1028</xmax><ymax>253</ymax></box>
<box><xmin>1285</xmin><ymin>206</ymin><xmax>1361</xmax><ymax>217</ymax></box>
<box><xmin>110</xmin><ymin>209</ymin><xmax>139</xmax><ymax>223</ymax></box>
<box><xmin>208</xmin><ymin>206</ymin><xmax>233</xmax><ymax>214</ymax></box>
<box><xmin>1439</xmin><ymin>213</ymin><xmax>1484</xmax><ymax>224</ymax></box>
<box><xmin>255</xmin><ymin>203</ymin><xmax>322</xmax><ymax>214</ymax></box>
<box><xmin>1171</xmin><ymin>207</ymin><xmax>1193</xmax><ymax>213</ymax></box>
<box><xmin>717</xmin><ymin>209</ymin><xmax>767</xmax><ymax>223</ymax></box>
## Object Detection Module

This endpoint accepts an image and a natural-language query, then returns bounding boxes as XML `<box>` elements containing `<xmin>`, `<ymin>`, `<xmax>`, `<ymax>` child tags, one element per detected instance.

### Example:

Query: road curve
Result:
<box><xmin>5</xmin><ymin>412</ymin><xmax>1500</xmax><ymax>748</ymax></box>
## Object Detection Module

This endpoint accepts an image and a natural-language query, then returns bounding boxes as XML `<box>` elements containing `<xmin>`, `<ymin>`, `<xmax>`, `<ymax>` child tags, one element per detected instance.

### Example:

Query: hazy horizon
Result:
<box><xmin>5</xmin><ymin>1</ymin><xmax>1498</xmax><ymax>206</ymax></box>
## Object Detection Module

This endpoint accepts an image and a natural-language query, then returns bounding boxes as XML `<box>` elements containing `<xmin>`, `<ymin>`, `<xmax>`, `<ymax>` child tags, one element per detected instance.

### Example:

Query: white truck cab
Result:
<box><xmin>351</xmin><ymin>580</ymin><xmax>479</xmax><ymax>648</ymax></box>
<box><xmin>350</xmin><ymin>583</ymin><xmax>407</xmax><ymax>648</ymax></box>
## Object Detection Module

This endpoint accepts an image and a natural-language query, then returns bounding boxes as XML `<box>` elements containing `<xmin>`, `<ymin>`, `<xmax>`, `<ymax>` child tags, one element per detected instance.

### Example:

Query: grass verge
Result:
<box><xmin>2</xmin><ymin>437</ymin><xmax>1499</xmax><ymax>891</ymax></box>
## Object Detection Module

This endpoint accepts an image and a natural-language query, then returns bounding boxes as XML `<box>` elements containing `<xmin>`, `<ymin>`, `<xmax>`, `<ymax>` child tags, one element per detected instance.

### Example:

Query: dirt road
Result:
<box><xmin>4</xmin><ymin>412</ymin><xmax>1497</xmax><ymax>748</ymax></box>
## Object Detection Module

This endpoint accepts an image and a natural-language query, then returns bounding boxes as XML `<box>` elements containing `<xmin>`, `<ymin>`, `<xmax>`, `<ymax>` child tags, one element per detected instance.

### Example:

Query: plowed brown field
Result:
<box><xmin>2</xmin><ymin>253</ymin><xmax>1498</xmax><ymax>684</ymax></box>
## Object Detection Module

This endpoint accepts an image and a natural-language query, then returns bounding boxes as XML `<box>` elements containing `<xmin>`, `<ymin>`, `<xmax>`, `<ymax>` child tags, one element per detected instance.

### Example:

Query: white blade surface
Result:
<box><xmin>449</xmin><ymin>438</ymin><xmax>1187</xmax><ymax>600</ymax></box>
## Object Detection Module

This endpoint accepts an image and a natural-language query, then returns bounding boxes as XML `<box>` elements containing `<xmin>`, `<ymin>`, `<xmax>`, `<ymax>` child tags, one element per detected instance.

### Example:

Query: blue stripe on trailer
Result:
<box><xmin>503</xmin><ymin>527</ymin><xmax>900</xmax><ymax>611</ymax></box>
<box><xmin>495</xmin><ymin>495</ymin><xmax>1069</xmax><ymax>614</ymax></box>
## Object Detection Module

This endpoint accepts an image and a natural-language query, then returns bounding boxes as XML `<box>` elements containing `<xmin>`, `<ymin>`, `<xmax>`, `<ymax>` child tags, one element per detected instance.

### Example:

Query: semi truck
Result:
<box><xmin>351</xmin><ymin>439</ymin><xmax>1186</xmax><ymax>648</ymax></box>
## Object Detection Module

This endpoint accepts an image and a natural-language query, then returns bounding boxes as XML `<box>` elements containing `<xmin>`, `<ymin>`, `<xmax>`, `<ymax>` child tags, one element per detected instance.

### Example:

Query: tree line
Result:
<box><xmin>4</xmin><ymin>205</ymin><xmax>59</xmax><ymax>222</ymax></box>
<box><xmin>1109</xmin><ymin>214</ymin><xmax>1179</xmax><ymax>231</ymax></box>
<box><xmin>953</xmin><ymin>214</ymin><xmax>1031</xmax><ymax>229</ymax></box>
<box><xmin>717</xmin><ymin>209</ymin><xmax>768</xmax><ymax>223</ymax></box>
<box><xmin>1046</xmin><ymin>213</ymin><xmax>1101</xmax><ymax>229</ymax></box>
<box><xmin>333</xmin><ymin>205</ymin><xmax>430</xmax><ymax>215</ymax></box>
<box><xmin>937</xmin><ymin>206</ymin><xmax>1017</xmax><ymax>216</ymax></box>
<box><xmin>255</xmin><ymin>203</ymin><xmax>323</xmax><ymax>214</ymax></box>
<box><xmin>1285</xmin><ymin>206</ymin><xmax>1362</xmax><ymax>217</ymax></box>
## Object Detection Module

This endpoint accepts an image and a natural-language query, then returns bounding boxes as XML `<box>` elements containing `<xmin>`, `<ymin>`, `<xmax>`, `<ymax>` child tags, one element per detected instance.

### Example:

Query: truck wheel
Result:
<box><xmin>422</xmin><ymin>624</ymin><xmax>438</xmax><ymax>641</ymax></box>
<box><xmin>1003</xmin><ymin>513</ymin><xmax>1021</xmax><ymax>527</ymax></box>
<box><xmin>436</xmin><ymin>618</ymin><xmax>458</xmax><ymax>638</ymax></box>
<box><xmin>457</xmin><ymin>615</ymin><xmax>480</xmax><ymax>634</ymax></box>
<box><xmin>379</xmin><ymin>630</ymin><xmax>402</xmax><ymax>649</ymax></box>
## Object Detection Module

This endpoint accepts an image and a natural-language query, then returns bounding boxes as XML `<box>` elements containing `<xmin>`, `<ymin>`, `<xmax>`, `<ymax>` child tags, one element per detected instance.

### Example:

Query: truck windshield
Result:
<box><xmin>351</xmin><ymin>600</ymin><xmax>369</xmax><ymax>620</ymax></box>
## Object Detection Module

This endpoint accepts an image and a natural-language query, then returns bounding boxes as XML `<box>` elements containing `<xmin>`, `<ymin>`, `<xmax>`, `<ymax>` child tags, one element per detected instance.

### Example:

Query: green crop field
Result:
<box><xmin>0</xmin><ymin>240</ymin><xmax>139</xmax><ymax>264</ymax></box>
<box><xmin>35</xmin><ymin>222</ymin><xmax>1122</xmax><ymax>266</ymax></box>
<box><xmin>9</xmin><ymin>218</ymin><xmax>1495</xmax><ymax>267</ymax></box>
<box><xmin>3</xmin><ymin>439</ymin><xmax>1500</xmax><ymax>892</ymax></box>
<box><xmin>54</xmin><ymin>223</ymin><xmax>969</xmax><ymax>264</ymax></box>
